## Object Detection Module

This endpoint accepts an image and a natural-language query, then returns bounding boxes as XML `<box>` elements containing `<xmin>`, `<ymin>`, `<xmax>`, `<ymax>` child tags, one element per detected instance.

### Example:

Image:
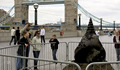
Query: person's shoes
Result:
<box><xmin>36</xmin><ymin>69</ymin><xmax>39</xmax><ymax>70</ymax></box>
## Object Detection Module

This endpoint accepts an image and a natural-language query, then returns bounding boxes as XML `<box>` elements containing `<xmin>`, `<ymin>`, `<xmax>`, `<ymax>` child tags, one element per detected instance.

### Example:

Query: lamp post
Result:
<box><xmin>78</xmin><ymin>14</ymin><xmax>81</xmax><ymax>30</ymax></box>
<box><xmin>34</xmin><ymin>3</ymin><xmax>39</xmax><ymax>26</ymax></box>
<box><xmin>100</xmin><ymin>18</ymin><xmax>102</xmax><ymax>30</ymax></box>
<box><xmin>113</xmin><ymin>21</ymin><xmax>115</xmax><ymax>31</ymax></box>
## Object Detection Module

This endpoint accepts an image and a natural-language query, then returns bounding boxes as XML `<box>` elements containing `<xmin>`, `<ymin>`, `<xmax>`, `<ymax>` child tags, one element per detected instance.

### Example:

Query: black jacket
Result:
<box><xmin>17</xmin><ymin>37</ymin><xmax>29</xmax><ymax>56</ymax></box>
<box><xmin>15</xmin><ymin>30</ymin><xmax>20</xmax><ymax>36</ymax></box>
<box><xmin>49</xmin><ymin>38</ymin><xmax>59</xmax><ymax>49</ymax></box>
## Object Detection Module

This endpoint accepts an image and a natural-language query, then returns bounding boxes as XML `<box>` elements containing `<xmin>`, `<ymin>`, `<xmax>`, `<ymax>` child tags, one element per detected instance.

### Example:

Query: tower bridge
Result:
<box><xmin>12</xmin><ymin>0</ymin><xmax>78</xmax><ymax>31</ymax></box>
<box><xmin>0</xmin><ymin>0</ymin><xmax>120</xmax><ymax>31</ymax></box>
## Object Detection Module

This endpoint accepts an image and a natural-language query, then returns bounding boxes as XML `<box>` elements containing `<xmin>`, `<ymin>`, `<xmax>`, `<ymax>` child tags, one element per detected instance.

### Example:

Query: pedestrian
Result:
<box><xmin>95</xmin><ymin>29</ymin><xmax>100</xmax><ymax>36</ymax></box>
<box><xmin>49</xmin><ymin>34</ymin><xmax>59</xmax><ymax>61</ymax></box>
<box><xmin>74</xmin><ymin>19</ymin><xmax>77</xmax><ymax>29</ymax></box>
<box><xmin>113</xmin><ymin>30</ymin><xmax>120</xmax><ymax>61</ymax></box>
<box><xmin>32</xmin><ymin>31</ymin><xmax>42</xmax><ymax>70</ymax></box>
<box><xmin>74</xmin><ymin>19</ymin><xmax>77</xmax><ymax>26</ymax></box>
<box><xmin>15</xmin><ymin>27</ymin><xmax>20</xmax><ymax>44</ymax></box>
<box><xmin>9</xmin><ymin>27</ymin><xmax>16</xmax><ymax>45</ymax></box>
<box><xmin>16</xmin><ymin>31</ymin><xmax>29</xmax><ymax>70</ymax></box>
<box><xmin>20</xmin><ymin>22</ymin><xmax>33</xmax><ymax>69</ymax></box>
<box><xmin>40</xmin><ymin>26</ymin><xmax>45</xmax><ymax>44</ymax></box>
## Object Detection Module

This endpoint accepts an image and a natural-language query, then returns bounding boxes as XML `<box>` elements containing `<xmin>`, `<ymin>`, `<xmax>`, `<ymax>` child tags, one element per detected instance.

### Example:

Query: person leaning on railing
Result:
<box><xmin>113</xmin><ymin>30</ymin><xmax>120</xmax><ymax>61</ymax></box>
<box><xmin>31</xmin><ymin>31</ymin><xmax>42</xmax><ymax>70</ymax></box>
<box><xmin>16</xmin><ymin>31</ymin><xmax>29</xmax><ymax>70</ymax></box>
<box><xmin>20</xmin><ymin>22</ymin><xmax>33</xmax><ymax>68</ymax></box>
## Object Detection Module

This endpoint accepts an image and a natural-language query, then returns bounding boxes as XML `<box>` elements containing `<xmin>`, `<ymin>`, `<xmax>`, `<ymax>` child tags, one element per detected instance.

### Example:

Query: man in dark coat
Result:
<box><xmin>15</xmin><ymin>27</ymin><xmax>20</xmax><ymax>43</ymax></box>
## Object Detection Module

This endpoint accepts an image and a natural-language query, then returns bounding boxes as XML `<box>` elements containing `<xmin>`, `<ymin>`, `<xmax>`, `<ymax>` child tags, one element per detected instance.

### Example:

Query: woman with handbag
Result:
<box><xmin>16</xmin><ymin>31</ymin><xmax>29</xmax><ymax>70</ymax></box>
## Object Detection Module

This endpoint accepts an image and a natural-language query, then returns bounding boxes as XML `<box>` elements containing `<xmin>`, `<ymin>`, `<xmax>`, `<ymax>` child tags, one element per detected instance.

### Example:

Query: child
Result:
<box><xmin>32</xmin><ymin>31</ymin><xmax>41</xmax><ymax>70</ymax></box>
<box><xmin>49</xmin><ymin>34</ymin><xmax>59</xmax><ymax>60</ymax></box>
<box><xmin>16</xmin><ymin>31</ymin><xmax>29</xmax><ymax>70</ymax></box>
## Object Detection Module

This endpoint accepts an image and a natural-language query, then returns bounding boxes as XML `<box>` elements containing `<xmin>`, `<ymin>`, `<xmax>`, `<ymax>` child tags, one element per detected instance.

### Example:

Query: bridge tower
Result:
<box><xmin>61</xmin><ymin>0</ymin><xmax>78</xmax><ymax>31</ymax></box>
<box><xmin>11</xmin><ymin>0</ymin><xmax>28</xmax><ymax>29</ymax></box>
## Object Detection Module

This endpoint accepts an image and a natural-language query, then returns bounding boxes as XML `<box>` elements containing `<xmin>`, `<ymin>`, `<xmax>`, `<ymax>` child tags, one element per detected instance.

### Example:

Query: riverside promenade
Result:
<box><xmin>0</xmin><ymin>35</ymin><xmax>119</xmax><ymax>70</ymax></box>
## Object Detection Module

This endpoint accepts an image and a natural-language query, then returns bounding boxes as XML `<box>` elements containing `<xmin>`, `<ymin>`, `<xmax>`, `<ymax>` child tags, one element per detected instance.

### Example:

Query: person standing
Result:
<box><xmin>113</xmin><ymin>30</ymin><xmax>120</xmax><ymax>61</ymax></box>
<box><xmin>40</xmin><ymin>26</ymin><xmax>45</xmax><ymax>44</ymax></box>
<box><xmin>15</xmin><ymin>27</ymin><xmax>20</xmax><ymax>44</ymax></box>
<box><xmin>32</xmin><ymin>31</ymin><xmax>42</xmax><ymax>70</ymax></box>
<box><xmin>95</xmin><ymin>29</ymin><xmax>100</xmax><ymax>36</ymax></box>
<box><xmin>16</xmin><ymin>31</ymin><xmax>29</xmax><ymax>70</ymax></box>
<box><xmin>9</xmin><ymin>27</ymin><xmax>16</xmax><ymax>45</ymax></box>
<box><xmin>74</xmin><ymin>19</ymin><xmax>77</xmax><ymax>29</ymax></box>
<box><xmin>20</xmin><ymin>23</ymin><xmax>33</xmax><ymax>69</ymax></box>
<box><xmin>49</xmin><ymin>34</ymin><xmax>59</xmax><ymax>61</ymax></box>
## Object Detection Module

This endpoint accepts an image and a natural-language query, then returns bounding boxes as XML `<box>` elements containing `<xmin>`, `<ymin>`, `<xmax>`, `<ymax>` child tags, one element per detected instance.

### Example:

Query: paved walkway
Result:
<box><xmin>0</xmin><ymin>35</ymin><xmax>119</xmax><ymax>70</ymax></box>
<box><xmin>0</xmin><ymin>35</ymin><xmax>113</xmax><ymax>47</ymax></box>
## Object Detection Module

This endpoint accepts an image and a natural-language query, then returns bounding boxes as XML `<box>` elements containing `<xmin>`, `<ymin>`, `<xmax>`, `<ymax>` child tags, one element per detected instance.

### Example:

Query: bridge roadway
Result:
<box><xmin>0</xmin><ymin>35</ymin><xmax>120</xmax><ymax>70</ymax></box>
<box><xmin>0</xmin><ymin>25</ymin><xmax>120</xmax><ymax>28</ymax></box>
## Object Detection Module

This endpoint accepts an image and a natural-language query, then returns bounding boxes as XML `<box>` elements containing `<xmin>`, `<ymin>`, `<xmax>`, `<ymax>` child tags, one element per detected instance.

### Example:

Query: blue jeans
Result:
<box><xmin>52</xmin><ymin>49</ymin><xmax>58</xmax><ymax>60</ymax></box>
<box><xmin>115</xmin><ymin>48</ymin><xmax>120</xmax><ymax>61</ymax></box>
<box><xmin>16</xmin><ymin>54</ymin><xmax>23</xmax><ymax>70</ymax></box>
<box><xmin>33</xmin><ymin>51</ymin><xmax>40</xmax><ymax>69</ymax></box>
<box><xmin>41</xmin><ymin>36</ymin><xmax>45</xmax><ymax>43</ymax></box>
<box><xmin>9</xmin><ymin>36</ymin><xmax>16</xmax><ymax>45</ymax></box>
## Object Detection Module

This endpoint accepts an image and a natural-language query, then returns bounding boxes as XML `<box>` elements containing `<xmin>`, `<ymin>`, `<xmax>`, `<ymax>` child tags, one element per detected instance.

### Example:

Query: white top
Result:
<box><xmin>11</xmin><ymin>29</ymin><xmax>15</xmax><ymax>36</ymax></box>
<box><xmin>40</xmin><ymin>28</ymin><xmax>45</xmax><ymax>36</ymax></box>
<box><xmin>32</xmin><ymin>36</ymin><xmax>42</xmax><ymax>51</ymax></box>
<box><xmin>95</xmin><ymin>30</ymin><xmax>100</xmax><ymax>36</ymax></box>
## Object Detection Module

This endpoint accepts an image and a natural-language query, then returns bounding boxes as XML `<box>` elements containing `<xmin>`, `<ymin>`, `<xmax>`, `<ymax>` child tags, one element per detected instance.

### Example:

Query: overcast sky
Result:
<box><xmin>0</xmin><ymin>0</ymin><xmax>120</xmax><ymax>25</ymax></box>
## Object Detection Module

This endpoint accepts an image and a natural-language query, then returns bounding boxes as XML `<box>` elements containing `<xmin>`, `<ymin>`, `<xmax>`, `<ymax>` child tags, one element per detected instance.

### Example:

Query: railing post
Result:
<box><xmin>66</xmin><ymin>42</ymin><xmax>69</xmax><ymax>61</ymax></box>
<box><xmin>100</xmin><ymin>18</ymin><xmax>102</xmax><ymax>30</ymax></box>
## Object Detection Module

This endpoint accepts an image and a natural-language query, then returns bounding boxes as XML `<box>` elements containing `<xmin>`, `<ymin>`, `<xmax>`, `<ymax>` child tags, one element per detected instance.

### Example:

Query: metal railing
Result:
<box><xmin>0</xmin><ymin>45</ymin><xmax>19</xmax><ymax>55</ymax></box>
<box><xmin>31</xmin><ymin>42</ymin><xmax>68</xmax><ymax>61</ymax></box>
<box><xmin>0</xmin><ymin>54</ymin><xmax>81</xmax><ymax>70</ymax></box>
<box><xmin>0</xmin><ymin>42</ymin><xmax>68</xmax><ymax>61</ymax></box>
<box><xmin>68</xmin><ymin>42</ymin><xmax>119</xmax><ymax>62</ymax></box>
<box><xmin>86</xmin><ymin>61</ymin><xmax>120</xmax><ymax>70</ymax></box>
<box><xmin>0</xmin><ymin>42</ymin><xmax>119</xmax><ymax>62</ymax></box>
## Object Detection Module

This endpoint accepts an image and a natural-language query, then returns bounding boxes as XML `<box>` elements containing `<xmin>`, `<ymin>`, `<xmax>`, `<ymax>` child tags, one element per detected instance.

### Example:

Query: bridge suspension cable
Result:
<box><xmin>74</xmin><ymin>2</ymin><xmax>113</xmax><ymax>25</ymax></box>
<box><xmin>0</xmin><ymin>14</ymin><xmax>14</xmax><ymax>25</ymax></box>
<box><xmin>0</xmin><ymin>6</ymin><xmax>14</xmax><ymax>23</ymax></box>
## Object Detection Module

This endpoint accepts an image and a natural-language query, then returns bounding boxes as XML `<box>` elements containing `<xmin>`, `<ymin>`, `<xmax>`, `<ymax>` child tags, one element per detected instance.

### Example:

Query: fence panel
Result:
<box><xmin>0</xmin><ymin>42</ymin><xmax>67</xmax><ymax>61</ymax></box>
<box><xmin>102</xmin><ymin>42</ymin><xmax>117</xmax><ymax>61</ymax></box>
<box><xmin>86</xmin><ymin>61</ymin><xmax>120</xmax><ymax>70</ymax></box>
<box><xmin>0</xmin><ymin>45</ymin><xmax>19</xmax><ymax>55</ymax></box>
<box><xmin>68</xmin><ymin>42</ymin><xmax>118</xmax><ymax>62</ymax></box>
<box><xmin>0</xmin><ymin>54</ymin><xmax>81</xmax><ymax>70</ymax></box>
<box><xmin>30</xmin><ymin>42</ymin><xmax>67</xmax><ymax>61</ymax></box>
<box><xmin>68</xmin><ymin>42</ymin><xmax>79</xmax><ymax>61</ymax></box>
